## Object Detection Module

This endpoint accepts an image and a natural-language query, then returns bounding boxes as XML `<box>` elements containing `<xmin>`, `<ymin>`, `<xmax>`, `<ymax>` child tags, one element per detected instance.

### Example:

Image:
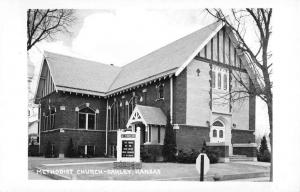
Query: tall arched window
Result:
<box><xmin>211</xmin><ymin>120</ymin><xmax>225</xmax><ymax>143</ymax></box>
<box><xmin>223</xmin><ymin>74</ymin><xmax>228</xmax><ymax>90</ymax></box>
<box><xmin>218</xmin><ymin>73</ymin><xmax>222</xmax><ymax>89</ymax></box>
<box><xmin>212</xmin><ymin>71</ymin><xmax>216</xmax><ymax>88</ymax></box>
<box><xmin>79</xmin><ymin>107</ymin><xmax>95</xmax><ymax>130</ymax></box>
<box><xmin>157</xmin><ymin>84</ymin><xmax>164</xmax><ymax>99</ymax></box>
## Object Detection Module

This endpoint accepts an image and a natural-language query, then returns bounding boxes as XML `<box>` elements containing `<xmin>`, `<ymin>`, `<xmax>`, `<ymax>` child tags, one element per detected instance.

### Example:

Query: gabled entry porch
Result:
<box><xmin>126</xmin><ymin>105</ymin><xmax>167</xmax><ymax>146</ymax></box>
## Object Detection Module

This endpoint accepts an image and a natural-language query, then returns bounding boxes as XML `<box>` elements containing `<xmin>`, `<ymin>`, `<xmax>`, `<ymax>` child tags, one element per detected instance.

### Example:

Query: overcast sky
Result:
<box><xmin>27</xmin><ymin>9</ymin><xmax>270</xmax><ymax>137</ymax></box>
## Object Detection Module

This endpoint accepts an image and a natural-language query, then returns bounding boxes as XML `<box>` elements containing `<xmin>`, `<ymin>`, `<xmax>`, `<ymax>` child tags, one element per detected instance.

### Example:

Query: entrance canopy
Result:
<box><xmin>126</xmin><ymin>105</ymin><xmax>167</xmax><ymax>128</ymax></box>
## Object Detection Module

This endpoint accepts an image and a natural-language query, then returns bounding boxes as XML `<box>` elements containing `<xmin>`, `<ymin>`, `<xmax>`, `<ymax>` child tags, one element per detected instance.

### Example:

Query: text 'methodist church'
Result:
<box><xmin>34</xmin><ymin>21</ymin><xmax>260</xmax><ymax>162</ymax></box>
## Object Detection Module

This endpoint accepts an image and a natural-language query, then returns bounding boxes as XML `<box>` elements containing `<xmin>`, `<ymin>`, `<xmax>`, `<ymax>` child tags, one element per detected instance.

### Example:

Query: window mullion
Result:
<box><xmin>85</xmin><ymin>113</ymin><xmax>88</xmax><ymax>130</ymax></box>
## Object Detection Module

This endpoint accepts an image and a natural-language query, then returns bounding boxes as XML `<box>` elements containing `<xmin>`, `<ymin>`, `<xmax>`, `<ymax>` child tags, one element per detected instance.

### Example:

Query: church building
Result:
<box><xmin>34</xmin><ymin>21</ymin><xmax>259</xmax><ymax>162</ymax></box>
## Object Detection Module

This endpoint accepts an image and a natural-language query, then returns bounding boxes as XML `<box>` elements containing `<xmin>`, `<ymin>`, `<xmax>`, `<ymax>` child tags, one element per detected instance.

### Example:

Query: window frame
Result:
<box><xmin>78</xmin><ymin>107</ymin><xmax>96</xmax><ymax>130</ymax></box>
<box><xmin>157</xmin><ymin>83</ymin><xmax>164</xmax><ymax>100</ymax></box>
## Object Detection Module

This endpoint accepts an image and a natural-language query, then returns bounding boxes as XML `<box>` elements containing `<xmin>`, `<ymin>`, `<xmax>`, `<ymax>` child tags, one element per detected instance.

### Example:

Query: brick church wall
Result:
<box><xmin>176</xmin><ymin>125</ymin><xmax>210</xmax><ymax>152</ymax></box>
<box><xmin>231</xmin><ymin>129</ymin><xmax>255</xmax><ymax>144</ymax></box>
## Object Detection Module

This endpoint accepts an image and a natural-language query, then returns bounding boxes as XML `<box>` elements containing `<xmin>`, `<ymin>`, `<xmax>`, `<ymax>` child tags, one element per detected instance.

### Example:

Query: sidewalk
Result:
<box><xmin>28</xmin><ymin>170</ymin><xmax>51</xmax><ymax>180</ymax></box>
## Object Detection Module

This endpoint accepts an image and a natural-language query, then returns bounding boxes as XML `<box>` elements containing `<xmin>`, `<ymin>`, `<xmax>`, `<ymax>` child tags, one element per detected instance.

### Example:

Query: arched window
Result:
<box><xmin>223</xmin><ymin>74</ymin><xmax>228</xmax><ymax>90</ymax></box>
<box><xmin>157</xmin><ymin>84</ymin><xmax>164</xmax><ymax>99</ymax></box>
<box><xmin>218</xmin><ymin>73</ymin><xmax>222</xmax><ymax>89</ymax></box>
<box><xmin>212</xmin><ymin>71</ymin><xmax>216</xmax><ymax>88</ymax></box>
<box><xmin>219</xmin><ymin>130</ymin><xmax>223</xmax><ymax>138</ymax></box>
<box><xmin>213</xmin><ymin>120</ymin><xmax>224</xmax><ymax>127</ymax></box>
<box><xmin>79</xmin><ymin>107</ymin><xmax>95</xmax><ymax>130</ymax></box>
<box><xmin>213</xmin><ymin>129</ymin><xmax>217</xmax><ymax>137</ymax></box>
<box><xmin>50</xmin><ymin>108</ymin><xmax>55</xmax><ymax>129</ymax></box>
<box><xmin>211</xmin><ymin>120</ymin><xmax>225</xmax><ymax>143</ymax></box>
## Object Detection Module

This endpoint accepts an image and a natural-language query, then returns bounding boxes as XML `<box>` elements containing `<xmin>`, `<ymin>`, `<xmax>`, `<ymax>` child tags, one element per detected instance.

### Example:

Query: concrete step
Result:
<box><xmin>229</xmin><ymin>156</ymin><xmax>255</xmax><ymax>162</ymax></box>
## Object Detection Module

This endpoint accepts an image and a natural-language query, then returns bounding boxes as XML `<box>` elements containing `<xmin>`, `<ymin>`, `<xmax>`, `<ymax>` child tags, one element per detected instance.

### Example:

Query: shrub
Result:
<box><xmin>66</xmin><ymin>138</ymin><xmax>76</xmax><ymax>157</ymax></box>
<box><xmin>44</xmin><ymin>141</ymin><xmax>52</xmax><ymax>158</ymax></box>
<box><xmin>257</xmin><ymin>136</ymin><xmax>271</xmax><ymax>162</ymax></box>
<box><xmin>177</xmin><ymin>149</ymin><xmax>199</xmax><ymax>164</ymax></box>
<box><xmin>141</xmin><ymin>146</ymin><xmax>161</xmax><ymax>162</ymax></box>
<box><xmin>206</xmin><ymin>151</ymin><xmax>219</xmax><ymax>164</ymax></box>
<box><xmin>201</xmin><ymin>140</ymin><xmax>219</xmax><ymax>164</ymax></box>
<box><xmin>162</xmin><ymin>113</ymin><xmax>177</xmax><ymax>162</ymax></box>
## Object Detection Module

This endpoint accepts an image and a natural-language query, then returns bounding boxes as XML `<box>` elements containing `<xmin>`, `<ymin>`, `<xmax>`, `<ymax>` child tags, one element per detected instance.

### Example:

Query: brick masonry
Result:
<box><xmin>40</xmin><ymin>92</ymin><xmax>107</xmax><ymax>131</ymax></box>
<box><xmin>41</xmin><ymin>129</ymin><xmax>106</xmax><ymax>157</ymax></box>
<box><xmin>173</xmin><ymin>69</ymin><xmax>187</xmax><ymax>124</ymax></box>
<box><xmin>233</xmin><ymin>146</ymin><xmax>256</xmax><ymax>157</ymax></box>
<box><xmin>207</xmin><ymin>145</ymin><xmax>229</xmax><ymax>157</ymax></box>
<box><xmin>176</xmin><ymin>125</ymin><xmax>210</xmax><ymax>152</ymax></box>
<box><xmin>231</xmin><ymin>129</ymin><xmax>255</xmax><ymax>144</ymax></box>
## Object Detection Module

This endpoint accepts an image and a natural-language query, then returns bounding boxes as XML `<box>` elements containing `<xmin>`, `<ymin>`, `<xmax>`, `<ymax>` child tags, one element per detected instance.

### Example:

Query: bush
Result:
<box><xmin>141</xmin><ymin>146</ymin><xmax>161</xmax><ymax>162</ymax></box>
<box><xmin>177</xmin><ymin>149</ymin><xmax>199</xmax><ymax>164</ymax></box>
<box><xmin>66</xmin><ymin>138</ymin><xmax>76</xmax><ymax>157</ymax></box>
<box><xmin>162</xmin><ymin>113</ymin><xmax>177</xmax><ymax>162</ymax></box>
<box><xmin>44</xmin><ymin>141</ymin><xmax>57</xmax><ymax>158</ymax></box>
<box><xmin>201</xmin><ymin>140</ymin><xmax>219</xmax><ymax>164</ymax></box>
<box><xmin>257</xmin><ymin>149</ymin><xmax>271</xmax><ymax>162</ymax></box>
<box><xmin>257</xmin><ymin>136</ymin><xmax>271</xmax><ymax>162</ymax></box>
<box><xmin>206</xmin><ymin>151</ymin><xmax>219</xmax><ymax>164</ymax></box>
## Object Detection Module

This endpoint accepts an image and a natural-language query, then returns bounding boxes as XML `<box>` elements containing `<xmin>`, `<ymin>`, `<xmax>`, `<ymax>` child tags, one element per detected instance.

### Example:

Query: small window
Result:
<box><xmin>213</xmin><ymin>129</ymin><xmax>217</xmax><ymax>137</ymax></box>
<box><xmin>158</xmin><ymin>126</ymin><xmax>161</xmax><ymax>143</ymax></box>
<box><xmin>212</xmin><ymin>71</ymin><xmax>216</xmax><ymax>88</ymax></box>
<box><xmin>148</xmin><ymin>126</ymin><xmax>152</xmax><ymax>142</ymax></box>
<box><xmin>223</xmin><ymin>74</ymin><xmax>228</xmax><ymax>90</ymax></box>
<box><xmin>45</xmin><ymin>116</ymin><xmax>49</xmax><ymax>130</ymax></box>
<box><xmin>50</xmin><ymin>109</ymin><xmax>55</xmax><ymax>129</ymax></box>
<box><xmin>87</xmin><ymin>145</ymin><xmax>95</xmax><ymax>157</ymax></box>
<box><xmin>219</xmin><ymin>130</ymin><xmax>224</xmax><ymax>138</ymax></box>
<box><xmin>218</xmin><ymin>73</ymin><xmax>221</xmax><ymax>89</ymax></box>
<box><xmin>158</xmin><ymin>84</ymin><xmax>164</xmax><ymax>99</ymax></box>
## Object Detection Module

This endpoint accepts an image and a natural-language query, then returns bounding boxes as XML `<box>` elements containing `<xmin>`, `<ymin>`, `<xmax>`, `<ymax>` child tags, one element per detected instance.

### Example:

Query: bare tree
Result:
<box><xmin>27</xmin><ymin>9</ymin><xmax>76</xmax><ymax>51</ymax></box>
<box><xmin>206</xmin><ymin>8</ymin><xmax>273</xmax><ymax>180</ymax></box>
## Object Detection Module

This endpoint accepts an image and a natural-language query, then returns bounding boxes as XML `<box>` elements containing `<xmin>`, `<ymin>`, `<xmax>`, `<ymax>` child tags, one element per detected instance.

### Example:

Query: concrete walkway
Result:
<box><xmin>28</xmin><ymin>170</ymin><xmax>51</xmax><ymax>180</ymax></box>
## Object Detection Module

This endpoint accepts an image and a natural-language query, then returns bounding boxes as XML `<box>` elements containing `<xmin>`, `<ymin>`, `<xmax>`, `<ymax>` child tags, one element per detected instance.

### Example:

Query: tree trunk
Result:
<box><xmin>267</xmin><ymin>99</ymin><xmax>273</xmax><ymax>181</ymax></box>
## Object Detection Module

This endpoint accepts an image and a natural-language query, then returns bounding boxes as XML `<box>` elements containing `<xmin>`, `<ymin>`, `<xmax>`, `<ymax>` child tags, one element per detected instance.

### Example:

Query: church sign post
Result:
<box><xmin>114</xmin><ymin>127</ymin><xmax>142</xmax><ymax>169</ymax></box>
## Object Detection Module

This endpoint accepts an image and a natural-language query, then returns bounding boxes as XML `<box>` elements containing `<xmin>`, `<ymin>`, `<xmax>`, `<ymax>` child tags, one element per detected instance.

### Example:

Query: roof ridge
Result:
<box><xmin>44</xmin><ymin>50</ymin><xmax>120</xmax><ymax>68</ymax></box>
<box><xmin>118</xmin><ymin>20</ymin><xmax>222</xmax><ymax>68</ymax></box>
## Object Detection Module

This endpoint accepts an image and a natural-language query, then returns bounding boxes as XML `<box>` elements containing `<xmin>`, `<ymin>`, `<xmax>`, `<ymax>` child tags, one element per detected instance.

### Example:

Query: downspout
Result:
<box><xmin>38</xmin><ymin>101</ymin><xmax>41</xmax><ymax>153</ymax></box>
<box><xmin>105</xmin><ymin>99</ymin><xmax>108</xmax><ymax>156</ymax></box>
<box><xmin>170</xmin><ymin>76</ymin><xmax>173</xmax><ymax>124</ymax></box>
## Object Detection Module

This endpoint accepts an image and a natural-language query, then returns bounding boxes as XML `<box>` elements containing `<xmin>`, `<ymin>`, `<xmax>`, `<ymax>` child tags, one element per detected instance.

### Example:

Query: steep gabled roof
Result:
<box><xmin>35</xmin><ymin>20</ymin><xmax>262</xmax><ymax>100</ymax></box>
<box><xmin>108</xmin><ymin>20</ymin><xmax>224</xmax><ymax>93</ymax></box>
<box><xmin>126</xmin><ymin>105</ymin><xmax>167</xmax><ymax>127</ymax></box>
<box><xmin>44</xmin><ymin>51</ymin><xmax>121</xmax><ymax>95</ymax></box>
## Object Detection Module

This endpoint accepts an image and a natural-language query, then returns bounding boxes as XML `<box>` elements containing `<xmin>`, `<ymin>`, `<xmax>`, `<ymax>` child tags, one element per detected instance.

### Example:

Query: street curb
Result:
<box><xmin>210</xmin><ymin>171</ymin><xmax>270</xmax><ymax>181</ymax></box>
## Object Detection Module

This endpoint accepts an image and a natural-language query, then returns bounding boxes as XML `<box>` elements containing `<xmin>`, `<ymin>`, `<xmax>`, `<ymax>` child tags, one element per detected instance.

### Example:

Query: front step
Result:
<box><xmin>229</xmin><ymin>155</ymin><xmax>255</xmax><ymax>162</ymax></box>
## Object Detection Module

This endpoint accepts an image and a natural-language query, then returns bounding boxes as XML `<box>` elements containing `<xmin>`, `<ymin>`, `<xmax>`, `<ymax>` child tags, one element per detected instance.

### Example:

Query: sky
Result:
<box><xmin>27</xmin><ymin>9</ymin><xmax>270</xmax><ymax>137</ymax></box>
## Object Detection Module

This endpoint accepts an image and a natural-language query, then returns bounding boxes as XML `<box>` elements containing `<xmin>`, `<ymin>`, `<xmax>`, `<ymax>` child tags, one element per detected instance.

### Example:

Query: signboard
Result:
<box><xmin>196</xmin><ymin>153</ymin><xmax>210</xmax><ymax>175</ymax></box>
<box><xmin>117</xmin><ymin>127</ymin><xmax>140</xmax><ymax>162</ymax></box>
<box><xmin>122</xmin><ymin>140</ymin><xmax>135</xmax><ymax>157</ymax></box>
